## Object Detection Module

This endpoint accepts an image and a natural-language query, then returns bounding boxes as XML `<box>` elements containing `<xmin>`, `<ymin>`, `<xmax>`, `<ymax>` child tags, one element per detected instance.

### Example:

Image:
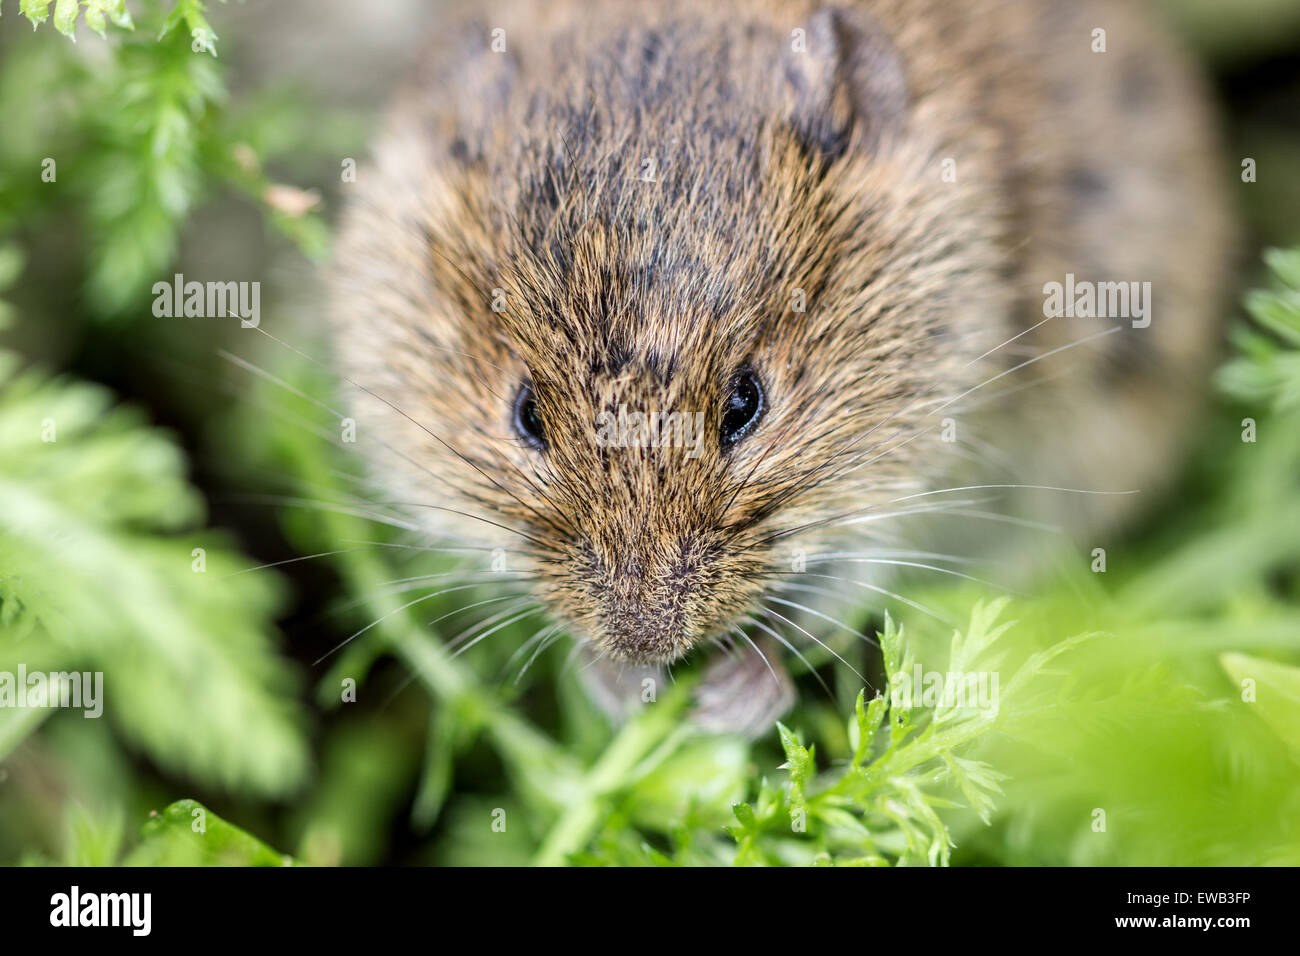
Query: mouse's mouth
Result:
<box><xmin>583</xmin><ymin>616</ymin><xmax>700</xmax><ymax>668</ymax></box>
<box><xmin>535</xmin><ymin>533</ymin><xmax>777</xmax><ymax>668</ymax></box>
<box><xmin>563</xmin><ymin>584</ymin><xmax>767</xmax><ymax>668</ymax></box>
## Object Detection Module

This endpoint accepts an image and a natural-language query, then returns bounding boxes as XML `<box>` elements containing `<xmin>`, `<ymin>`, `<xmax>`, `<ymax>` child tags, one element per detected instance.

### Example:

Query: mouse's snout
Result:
<box><xmin>580</xmin><ymin>535</ymin><xmax>707</xmax><ymax>665</ymax></box>
<box><xmin>551</xmin><ymin>530</ymin><xmax>761</xmax><ymax>667</ymax></box>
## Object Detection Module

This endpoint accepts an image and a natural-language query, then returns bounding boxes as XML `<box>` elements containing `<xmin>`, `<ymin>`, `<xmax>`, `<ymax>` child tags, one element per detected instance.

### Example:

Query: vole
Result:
<box><xmin>329</xmin><ymin>0</ymin><xmax>1233</xmax><ymax>735</ymax></box>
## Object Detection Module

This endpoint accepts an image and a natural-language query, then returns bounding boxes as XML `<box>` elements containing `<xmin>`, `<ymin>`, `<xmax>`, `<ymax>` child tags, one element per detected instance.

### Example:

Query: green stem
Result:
<box><xmin>532</xmin><ymin>684</ymin><xmax>694</xmax><ymax>867</ymax></box>
<box><xmin>335</xmin><ymin>535</ymin><xmax>579</xmax><ymax>806</ymax></box>
<box><xmin>299</xmin><ymin>456</ymin><xmax>579</xmax><ymax>810</ymax></box>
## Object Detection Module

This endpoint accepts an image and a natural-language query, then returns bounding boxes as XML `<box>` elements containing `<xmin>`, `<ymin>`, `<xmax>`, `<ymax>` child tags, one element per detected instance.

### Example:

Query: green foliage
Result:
<box><xmin>1</xmin><ymin>0</ymin><xmax>1298</xmax><ymax>868</ymax></box>
<box><xmin>0</xmin><ymin>352</ymin><xmax>310</xmax><ymax>795</ymax></box>
<box><xmin>719</xmin><ymin>606</ymin><xmax>1075</xmax><ymax>867</ymax></box>
<box><xmin>1221</xmin><ymin>652</ymin><xmax>1300</xmax><ymax>755</ymax></box>
<box><xmin>928</xmin><ymin>257</ymin><xmax>1300</xmax><ymax>866</ymax></box>
<box><xmin>1219</xmin><ymin>247</ymin><xmax>1300</xmax><ymax>411</ymax></box>
<box><xmin>0</xmin><ymin>0</ymin><xmax>325</xmax><ymax>319</ymax></box>
<box><xmin>19</xmin><ymin>1</ymin><xmax>225</xmax><ymax>53</ymax></box>
<box><xmin>20</xmin><ymin>0</ymin><xmax>133</xmax><ymax>39</ymax></box>
<box><xmin>125</xmin><ymin>800</ymin><xmax>294</xmax><ymax>866</ymax></box>
<box><xmin>82</xmin><ymin>27</ymin><xmax>226</xmax><ymax>314</ymax></box>
<box><xmin>0</xmin><ymin>242</ymin><xmax>22</xmax><ymax>327</ymax></box>
<box><xmin>160</xmin><ymin>0</ymin><xmax>222</xmax><ymax>57</ymax></box>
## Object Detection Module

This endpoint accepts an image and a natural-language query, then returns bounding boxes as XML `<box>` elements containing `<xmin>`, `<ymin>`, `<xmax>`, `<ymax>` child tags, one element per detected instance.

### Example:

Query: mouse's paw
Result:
<box><xmin>689</xmin><ymin>643</ymin><xmax>794</xmax><ymax>738</ymax></box>
<box><xmin>573</xmin><ymin>639</ymin><xmax>794</xmax><ymax>738</ymax></box>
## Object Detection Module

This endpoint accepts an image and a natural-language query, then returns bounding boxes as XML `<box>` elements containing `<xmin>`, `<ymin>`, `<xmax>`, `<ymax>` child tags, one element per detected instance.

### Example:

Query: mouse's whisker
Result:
<box><xmin>790</xmin><ymin>572</ymin><xmax>954</xmax><ymax>626</ymax></box>
<box><xmin>220</xmin><ymin>342</ymin><xmax>558</xmax><ymax>545</ymax></box>
<box><xmin>448</xmin><ymin>605</ymin><xmax>547</xmax><ymax>660</ymax></box>
<box><xmin>328</xmin><ymin>580</ymin><xmax>531</xmax><ymax>626</ymax></box>
<box><xmin>740</xmin><ymin>615</ymin><xmax>833</xmax><ymax>700</ymax></box>
<box><xmin>312</xmin><ymin>581</ymin><xmax>504</xmax><ymax>666</ymax></box>
<box><xmin>808</xmin><ymin>548</ymin><xmax>978</xmax><ymax>565</ymax></box>
<box><xmin>762</xmin><ymin>497</ymin><xmax>989</xmax><ymax>545</ymax></box>
<box><xmin>800</xmin><ymin>557</ymin><xmax>1012</xmax><ymax>591</ymax></box>
<box><xmin>770</xmin><ymin>326</ymin><xmax>1124</xmax><ymax>521</ymax></box>
<box><xmin>224</xmin><ymin>545</ymin><xmax>421</xmax><ymax>577</ymax></box>
<box><xmin>941</xmin><ymin>508</ymin><xmax>1064</xmax><ymax>534</ymax></box>
<box><xmin>760</xmin><ymin>605</ymin><xmax>866</xmax><ymax>683</ymax></box>
<box><xmin>335</xmin><ymin>538</ymin><xmax>499</xmax><ymax>557</ymax></box>
<box><xmin>776</xmin><ymin>471</ymin><xmax>1136</xmax><ymax>543</ymax></box>
<box><xmin>506</xmin><ymin>620</ymin><xmax>563</xmax><ymax>677</ymax></box>
<box><xmin>945</xmin><ymin>361</ymin><xmax>1077</xmax><ymax>416</ymax></box>
<box><xmin>770</xmin><ymin>579</ymin><xmax>865</xmax><ymax>612</ymax></box>
<box><xmin>928</xmin><ymin>324</ymin><xmax>1124</xmax><ymax>418</ymax></box>
<box><xmin>220</xmin><ymin>492</ymin><xmax>427</xmax><ymax>536</ymax></box>
<box><xmin>428</xmin><ymin>591</ymin><xmax>537</xmax><ymax>628</ymax></box>
<box><xmin>728</xmin><ymin>625</ymin><xmax>784</xmax><ymax>693</ymax></box>
<box><xmin>763</xmin><ymin>594</ymin><xmax>880</xmax><ymax>651</ymax></box>
<box><xmin>513</xmin><ymin>624</ymin><xmax>568</xmax><ymax>684</ymax></box>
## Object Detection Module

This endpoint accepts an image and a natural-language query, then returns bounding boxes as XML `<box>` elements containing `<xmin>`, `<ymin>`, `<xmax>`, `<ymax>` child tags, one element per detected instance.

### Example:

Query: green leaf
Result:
<box><xmin>1245</xmin><ymin>289</ymin><xmax>1300</xmax><ymax>348</ymax></box>
<box><xmin>20</xmin><ymin>1</ymin><xmax>55</xmax><ymax>28</ymax></box>
<box><xmin>625</xmin><ymin>735</ymin><xmax>748</xmax><ymax>831</ymax></box>
<box><xmin>849</xmin><ymin>690</ymin><xmax>886</xmax><ymax>768</ymax></box>
<box><xmin>775</xmin><ymin>722</ymin><xmax>814</xmax><ymax>808</ymax></box>
<box><xmin>0</xmin><ymin>354</ymin><xmax>309</xmax><ymax>795</ymax></box>
<box><xmin>21</xmin><ymin>0</ymin><xmax>135</xmax><ymax>37</ymax></box>
<box><xmin>1220</xmin><ymin>245</ymin><xmax>1300</xmax><ymax>411</ymax></box>
<box><xmin>1221</xmin><ymin>652</ymin><xmax>1300</xmax><ymax>755</ymax></box>
<box><xmin>160</xmin><ymin>0</ymin><xmax>221</xmax><ymax>57</ymax></box>
<box><xmin>62</xmin><ymin>804</ymin><xmax>126</xmax><ymax>866</ymax></box>
<box><xmin>125</xmin><ymin>800</ymin><xmax>294</xmax><ymax>866</ymax></box>
<box><xmin>1264</xmin><ymin>246</ymin><xmax>1300</xmax><ymax>292</ymax></box>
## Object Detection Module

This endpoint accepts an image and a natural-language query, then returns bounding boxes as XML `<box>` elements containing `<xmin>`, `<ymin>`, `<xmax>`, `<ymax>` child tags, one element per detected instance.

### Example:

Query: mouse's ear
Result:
<box><xmin>784</xmin><ymin>5</ymin><xmax>908</xmax><ymax>158</ymax></box>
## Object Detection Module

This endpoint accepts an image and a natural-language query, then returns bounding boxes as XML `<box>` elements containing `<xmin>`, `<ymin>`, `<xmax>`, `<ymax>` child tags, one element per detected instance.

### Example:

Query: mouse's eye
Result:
<box><xmin>513</xmin><ymin>382</ymin><xmax>546</xmax><ymax>451</ymax></box>
<box><xmin>720</xmin><ymin>367</ymin><xmax>765</xmax><ymax>450</ymax></box>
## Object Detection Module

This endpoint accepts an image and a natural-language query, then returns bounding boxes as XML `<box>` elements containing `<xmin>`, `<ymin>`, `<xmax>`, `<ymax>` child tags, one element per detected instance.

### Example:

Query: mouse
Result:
<box><xmin>328</xmin><ymin>0</ymin><xmax>1234</xmax><ymax>736</ymax></box>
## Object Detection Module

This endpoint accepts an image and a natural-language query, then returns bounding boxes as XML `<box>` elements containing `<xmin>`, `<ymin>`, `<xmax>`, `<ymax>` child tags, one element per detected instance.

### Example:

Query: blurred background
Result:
<box><xmin>0</xmin><ymin>0</ymin><xmax>1298</xmax><ymax>866</ymax></box>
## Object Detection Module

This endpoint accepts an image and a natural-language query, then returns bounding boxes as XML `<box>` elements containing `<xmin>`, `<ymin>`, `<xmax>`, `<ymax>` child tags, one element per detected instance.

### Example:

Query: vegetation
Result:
<box><xmin>0</xmin><ymin>0</ymin><xmax>1297</xmax><ymax>866</ymax></box>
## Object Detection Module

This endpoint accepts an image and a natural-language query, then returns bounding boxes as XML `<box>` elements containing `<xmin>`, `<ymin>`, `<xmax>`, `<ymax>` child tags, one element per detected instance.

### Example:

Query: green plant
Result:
<box><xmin>0</xmin><ymin>351</ymin><xmax>309</xmax><ymax>794</ymax></box>
<box><xmin>1</xmin><ymin>0</ymin><xmax>1297</xmax><ymax>867</ymax></box>
<box><xmin>1</xmin><ymin>0</ymin><xmax>326</xmax><ymax>319</ymax></box>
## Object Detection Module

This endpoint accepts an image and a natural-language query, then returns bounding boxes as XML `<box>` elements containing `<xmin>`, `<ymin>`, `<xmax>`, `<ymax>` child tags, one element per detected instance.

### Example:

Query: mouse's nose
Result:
<box><xmin>598</xmin><ymin>593</ymin><xmax>694</xmax><ymax>664</ymax></box>
<box><xmin>580</xmin><ymin>537</ymin><xmax>707</xmax><ymax>665</ymax></box>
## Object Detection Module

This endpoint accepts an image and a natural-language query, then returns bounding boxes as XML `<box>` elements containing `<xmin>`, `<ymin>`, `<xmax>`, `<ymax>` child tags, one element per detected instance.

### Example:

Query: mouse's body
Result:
<box><xmin>330</xmin><ymin>0</ymin><xmax>1233</xmax><ymax>734</ymax></box>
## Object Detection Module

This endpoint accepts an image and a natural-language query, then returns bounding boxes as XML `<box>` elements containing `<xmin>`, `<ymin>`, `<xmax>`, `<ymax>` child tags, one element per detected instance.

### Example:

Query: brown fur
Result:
<box><xmin>329</xmin><ymin>0</ymin><xmax>1233</xmax><ymax>730</ymax></box>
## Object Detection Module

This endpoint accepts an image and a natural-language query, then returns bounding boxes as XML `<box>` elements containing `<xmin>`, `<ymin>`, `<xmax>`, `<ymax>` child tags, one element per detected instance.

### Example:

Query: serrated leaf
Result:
<box><xmin>20</xmin><ymin>0</ymin><xmax>54</xmax><ymax>28</ymax></box>
<box><xmin>775</xmin><ymin>722</ymin><xmax>814</xmax><ymax>801</ymax></box>
<box><xmin>53</xmin><ymin>0</ymin><xmax>78</xmax><ymax>37</ymax></box>
<box><xmin>0</xmin><ymin>356</ymin><xmax>309</xmax><ymax>795</ymax></box>
<box><xmin>730</xmin><ymin>802</ymin><xmax>757</xmax><ymax>831</ymax></box>
<box><xmin>851</xmin><ymin>690</ymin><xmax>886</xmax><ymax>768</ymax></box>
<box><xmin>20</xmin><ymin>0</ymin><xmax>134</xmax><ymax>37</ymax></box>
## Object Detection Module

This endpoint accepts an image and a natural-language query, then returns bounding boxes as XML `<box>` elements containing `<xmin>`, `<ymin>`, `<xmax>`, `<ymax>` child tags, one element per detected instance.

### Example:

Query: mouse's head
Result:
<box><xmin>331</xmin><ymin>6</ymin><xmax>1002</xmax><ymax>665</ymax></box>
